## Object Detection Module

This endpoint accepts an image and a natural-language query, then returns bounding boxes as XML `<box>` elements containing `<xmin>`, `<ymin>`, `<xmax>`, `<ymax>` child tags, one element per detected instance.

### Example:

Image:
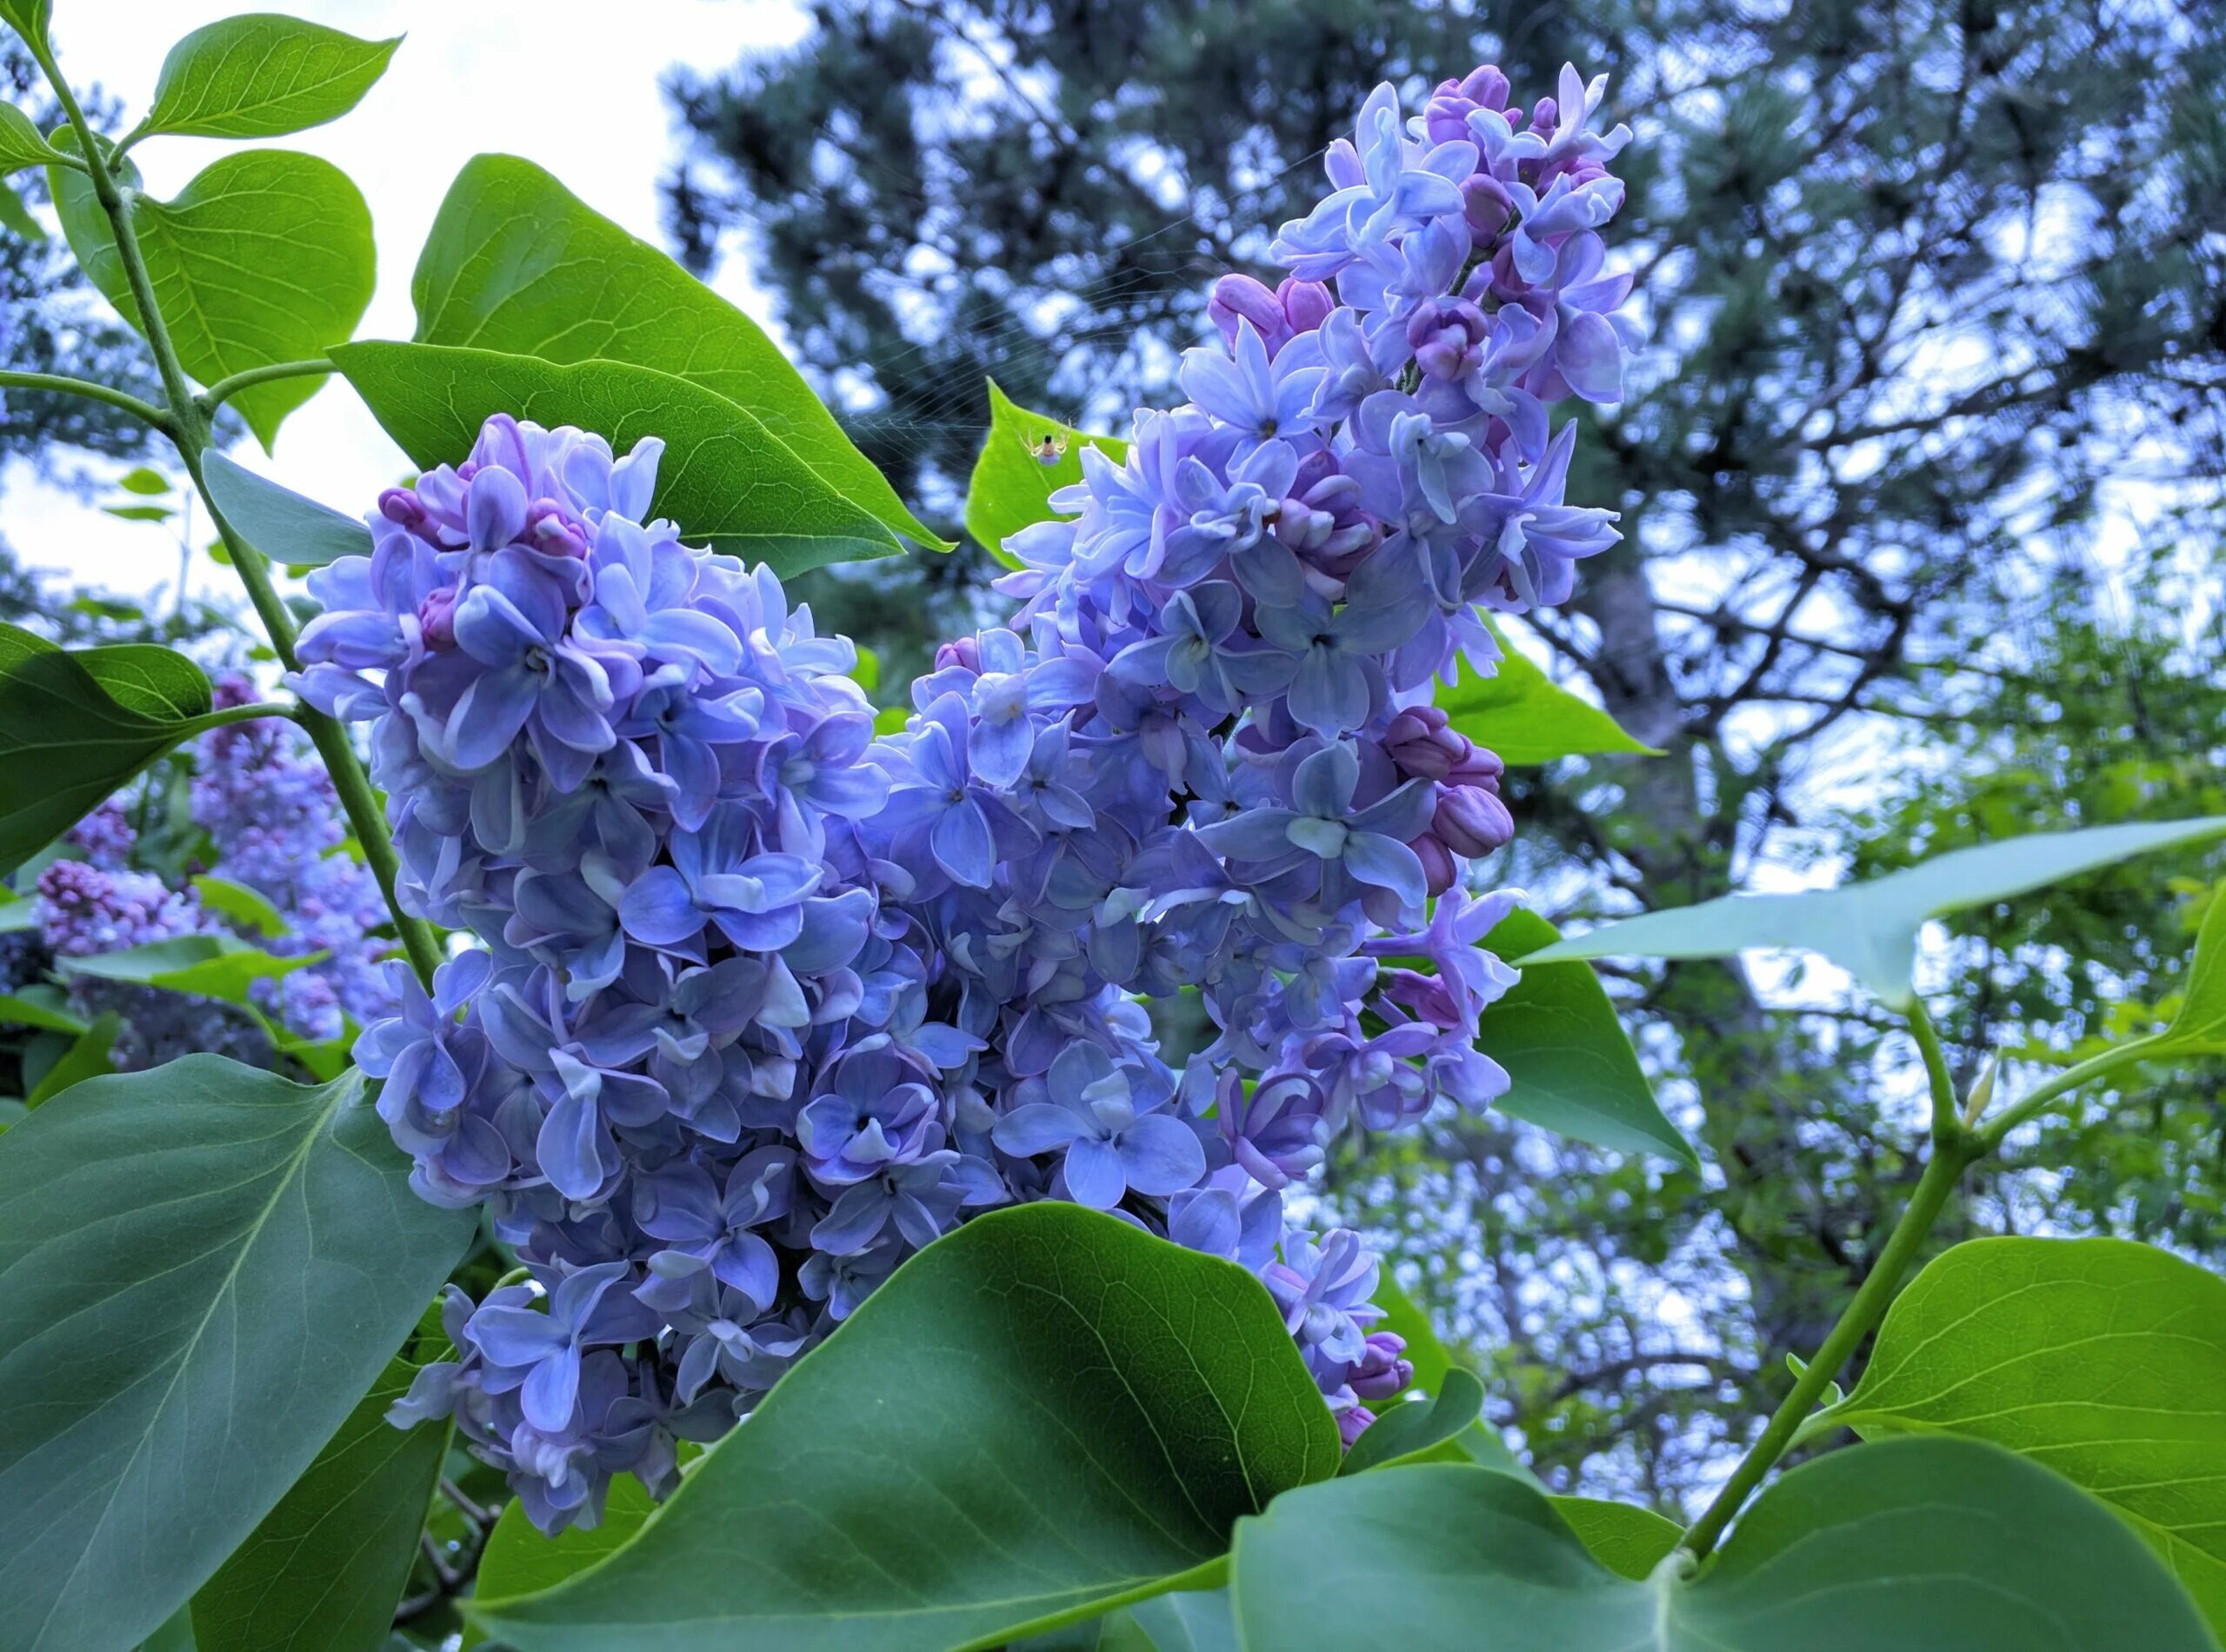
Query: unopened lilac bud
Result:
<box><xmin>379</xmin><ymin>487</ymin><xmax>434</xmax><ymax>535</ymax></box>
<box><xmin>419</xmin><ymin>587</ymin><xmax>458</xmax><ymax>649</ymax></box>
<box><xmin>528</xmin><ymin>499</ymin><xmax>590</xmax><ymax>559</ymax></box>
<box><xmin>1444</xmin><ymin>743</ymin><xmax>1504</xmax><ymax>789</ymax></box>
<box><xmin>1435</xmin><ymin>785</ymin><xmax>1515</xmax><ymax>856</ymax></box>
<box><xmin>1462</xmin><ymin>65</ymin><xmax>1511</xmax><ymax>111</ymax></box>
<box><xmin>1383</xmin><ymin>705</ymin><xmax>1463</xmax><ymax>780</ymax></box>
<box><xmin>1408</xmin><ymin>297</ymin><xmax>1490</xmax><ymax>381</ymax></box>
<box><xmin>1410</xmin><ymin>830</ymin><xmax>1458</xmax><ymax>896</ymax></box>
<box><xmin>935</xmin><ymin>636</ymin><xmax>982</xmax><ymax>674</ymax></box>
<box><xmin>1279</xmin><ymin>276</ymin><xmax>1334</xmax><ymax>336</ymax></box>
<box><xmin>1338</xmin><ymin>1404</ymin><xmax>1376</xmax><ymax>1448</ymax></box>
<box><xmin>1463</xmin><ymin>173</ymin><xmax>1516</xmax><ymax>238</ymax></box>
<box><xmin>1210</xmin><ymin>274</ymin><xmax>1287</xmax><ymax>347</ymax></box>
<box><xmin>1350</xmin><ymin>1330</ymin><xmax>1413</xmax><ymax>1401</ymax></box>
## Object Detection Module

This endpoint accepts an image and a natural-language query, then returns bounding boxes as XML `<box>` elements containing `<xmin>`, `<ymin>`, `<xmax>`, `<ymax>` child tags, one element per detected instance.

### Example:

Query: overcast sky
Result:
<box><xmin>10</xmin><ymin>0</ymin><xmax>804</xmax><ymax>603</ymax></box>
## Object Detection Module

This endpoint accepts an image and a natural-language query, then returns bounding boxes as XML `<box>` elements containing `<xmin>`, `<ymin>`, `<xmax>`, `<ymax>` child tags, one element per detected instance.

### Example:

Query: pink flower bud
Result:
<box><xmin>1279</xmin><ymin>276</ymin><xmax>1335</xmax><ymax>335</ymax></box>
<box><xmin>1209</xmin><ymin>274</ymin><xmax>1285</xmax><ymax>347</ymax></box>
<box><xmin>936</xmin><ymin>636</ymin><xmax>983</xmax><ymax>674</ymax></box>
<box><xmin>1410</xmin><ymin>830</ymin><xmax>1459</xmax><ymax>896</ymax></box>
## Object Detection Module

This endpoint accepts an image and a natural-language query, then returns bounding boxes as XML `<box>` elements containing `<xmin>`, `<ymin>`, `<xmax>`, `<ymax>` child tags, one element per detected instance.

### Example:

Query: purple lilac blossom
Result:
<box><xmin>319</xmin><ymin>57</ymin><xmax>1635</xmax><ymax>1531</ymax></box>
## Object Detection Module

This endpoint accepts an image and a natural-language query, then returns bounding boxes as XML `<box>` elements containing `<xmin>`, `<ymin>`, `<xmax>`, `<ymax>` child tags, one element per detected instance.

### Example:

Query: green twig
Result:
<box><xmin>31</xmin><ymin>32</ymin><xmax>443</xmax><ymax>990</ymax></box>
<box><xmin>197</xmin><ymin>357</ymin><xmax>333</xmax><ymax>414</ymax></box>
<box><xmin>1678</xmin><ymin>1138</ymin><xmax>1975</xmax><ymax>1562</ymax></box>
<box><xmin>0</xmin><ymin>368</ymin><xmax>170</xmax><ymax>430</ymax></box>
<box><xmin>1906</xmin><ymin>996</ymin><xmax>1963</xmax><ymax>1150</ymax></box>
<box><xmin>201</xmin><ymin>699</ymin><xmax>299</xmax><ymax>729</ymax></box>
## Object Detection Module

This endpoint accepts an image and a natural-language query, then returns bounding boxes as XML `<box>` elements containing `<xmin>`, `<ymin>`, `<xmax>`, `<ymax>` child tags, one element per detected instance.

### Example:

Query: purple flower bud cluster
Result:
<box><xmin>314</xmin><ymin>59</ymin><xmax>1632</xmax><ymax>1530</ymax></box>
<box><xmin>190</xmin><ymin>674</ymin><xmax>399</xmax><ymax>1042</ymax></box>
<box><xmin>36</xmin><ymin>856</ymin><xmax>202</xmax><ymax>958</ymax></box>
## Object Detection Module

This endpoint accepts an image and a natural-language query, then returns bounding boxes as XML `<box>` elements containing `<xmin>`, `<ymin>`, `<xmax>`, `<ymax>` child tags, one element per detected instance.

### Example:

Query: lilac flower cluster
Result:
<box><xmin>191</xmin><ymin>674</ymin><xmax>398</xmax><ymax>1041</ymax></box>
<box><xmin>307</xmin><ymin>59</ymin><xmax>1634</xmax><ymax>1533</ymax></box>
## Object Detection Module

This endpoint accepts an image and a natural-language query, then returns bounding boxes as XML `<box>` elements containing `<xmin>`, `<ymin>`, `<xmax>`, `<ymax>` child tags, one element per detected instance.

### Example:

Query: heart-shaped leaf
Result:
<box><xmin>137</xmin><ymin>15</ymin><xmax>398</xmax><ymax>141</ymax></box>
<box><xmin>0</xmin><ymin>622</ymin><xmax>234</xmax><ymax>877</ymax></box>
<box><xmin>52</xmin><ymin>144</ymin><xmax>372</xmax><ymax>449</ymax></box>
<box><xmin>0</xmin><ymin>1056</ymin><xmax>475</xmax><ymax>1651</ymax></box>
<box><xmin>1441</xmin><ymin>622</ymin><xmax>1658</xmax><ymax>764</ymax></box>
<box><xmin>473</xmin><ymin>1202</ymin><xmax>1340</xmax><ymax>1652</ymax></box>
<box><xmin>1233</xmin><ymin>1438</ymin><xmax>2217</xmax><ymax>1650</ymax></box>
<box><xmin>332</xmin><ymin>341</ymin><xmax>904</xmax><ymax>576</ymax></box>
<box><xmin>200</xmin><ymin>450</ymin><xmax>374</xmax><ymax>570</ymax></box>
<box><xmin>1481</xmin><ymin>907</ymin><xmax>1696</xmax><ymax>1167</ymax></box>
<box><xmin>1523</xmin><ymin>816</ymin><xmax>2226</xmax><ymax>1009</ymax></box>
<box><xmin>964</xmin><ymin>379</ymin><xmax>1130</xmax><ymax>569</ymax></box>
<box><xmin>1825</xmin><ymin>1236</ymin><xmax>2226</xmax><ymax>1639</ymax></box>
<box><xmin>410</xmin><ymin>153</ymin><xmax>942</xmax><ymax>551</ymax></box>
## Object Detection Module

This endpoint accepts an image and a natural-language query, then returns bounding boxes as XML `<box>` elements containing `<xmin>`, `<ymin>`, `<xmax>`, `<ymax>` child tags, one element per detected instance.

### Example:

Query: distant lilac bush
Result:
<box><xmin>301</xmin><ymin>59</ymin><xmax>1635</xmax><ymax>1530</ymax></box>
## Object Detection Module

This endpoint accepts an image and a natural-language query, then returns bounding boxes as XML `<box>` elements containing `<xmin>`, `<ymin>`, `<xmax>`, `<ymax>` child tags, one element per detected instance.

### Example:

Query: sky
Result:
<box><xmin>10</xmin><ymin>0</ymin><xmax>805</xmax><ymax>603</ymax></box>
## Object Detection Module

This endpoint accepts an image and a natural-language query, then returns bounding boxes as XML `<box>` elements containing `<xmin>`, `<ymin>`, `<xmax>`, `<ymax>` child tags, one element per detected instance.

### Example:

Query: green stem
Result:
<box><xmin>200</xmin><ymin>699</ymin><xmax>299</xmax><ymax>729</ymax></box>
<box><xmin>197</xmin><ymin>357</ymin><xmax>332</xmax><ymax>413</ymax></box>
<box><xmin>34</xmin><ymin>37</ymin><xmax>443</xmax><ymax>990</ymax></box>
<box><xmin>1679</xmin><ymin>1137</ymin><xmax>1975</xmax><ymax>1562</ymax></box>
<box><xmin>1978</xmin><ymin>1040</ymin><xmax>2153</xmax><ymax>1151</ymax></box>
<box><xmin>1907</xmin><ymin>997</ymin><xmax>1963</xmax><ymax>1151</ymax></box>
<box><xmin>0</xmin><ymin>369</ymin><xmax>170</xmax><ymax>430</ymax></box>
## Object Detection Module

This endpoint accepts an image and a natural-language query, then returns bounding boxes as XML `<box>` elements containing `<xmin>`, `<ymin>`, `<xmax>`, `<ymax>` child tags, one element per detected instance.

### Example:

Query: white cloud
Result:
<box><xmin>10</xmin><ymin>0</ymin><xmax>803</xmax><ymax>603</ymax></box>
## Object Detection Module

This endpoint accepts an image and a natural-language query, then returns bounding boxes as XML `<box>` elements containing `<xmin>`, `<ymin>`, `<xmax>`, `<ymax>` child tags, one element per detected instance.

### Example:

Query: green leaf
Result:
<box><xmin>191</xmin><ymin>872</ymin><xmax>289</xmax><ymax>937</ymax></box>
<box><xmin>1233</xmin><ymin>1440</ymin><xmax>2219</xmax><ymax>1651</ymax></box>
<box><xmin>60</xmin><ymin>932</ymin><xmax>314</xmax><ymax>1005</ymax></box>
<box><xmin>1341</xmin><ymin>1368</ymin><xmax>1488</xmax><ymax>1475</ymax></box>
<box><xmin>1542</xmin><ymin>1495</ymin><xmax>1682</xmax><ymax>1582</ymax></box>
<box><xmin>0</xmin><ymin>100</ymin><xmax>61</xmax><ymax>175</ymax></box>
<box><xmin>138</xmin><ymin>16</ymin><xmax>399</xmax><ymax>142</ymax></box>
<box><xmin>471</xmin><ymin>1475</ymin><xmax>655</xmax><ymax>1624</ymax></box>
<box><xmin>0</xmin><ymin>0</ymin><xmax>47</xmax><ymax>47</ymax></box>
<box><xmin>23</xmin><ymin>1009</ymin><xmax>116</xmax><ymax>1106</ymax></box>
<box><xmin>0</xmin><ymin>622</ymin><xmax>231</xmax><ymax>877</ymax></box>
<box><xmin>0</xmin><ymin>178</ymin><xmax>43</xmax><ymax>241</ymax></box>
<box><xmin>332</xmin><ymin>341</ymin><xmax>903</xmax><ymax>576</ymax></box>
<box><xmin>102</xmin><ymin>502</ymin><xmax>173</xmax><ymax>522</ymax></box>
<box><xmin>200</xmin><ymin>450</ymin><xmax>373</xmax><ymax>570</ymax></box>
<box><xmin>1827</xmin><ymin>1236</ymin><xmax>2226</xmax><ymax>1638</ymax></box>
<box><xmin>965</xmin><ymin>379</ymin><xmax>1129</xmax><ymax>569</ymax></box>
<box><xmin>1480</xmin><ymin>907</ymin><xmax>1697</xmax><ymax>1167</ymax></box>
<box><xmin>409</xmin><ymin>153</ymin><xmax>943</xmax><ymax>551</ymax></box>
<box><xmin>1439</xmin><ymin>620</ymin><xmax>1659</xmax><ymax>764</ymax></box>
<box><xmin>2130</xmin><ymin>883</ymin><xmax>2226</xmax><ymax>1060</ymax></box>
<box><xmin>1524</xmin><ymin>816</ymin><xmax>2226</xmax><ymax>1010</ymax></box>
<box><xmin>190</xmin><ymin>1342</ymin><xmax>449</xmax><ymax>1652</ymax></box>
<box><xmin>52</xmin><ymin>144</ymin><xmax>373</xmax><ymax>450</ymax></box>
<box><xmin>0</xmin><ymin>1057</ymin><xmax>474</xmax><ymax>1651</ymax></box>
<box><xmin>0</xmin><ymin>987</ymin><xmax>86</xmax><ymax>1036</ymax></box>
<box><xmin>118</xmin><ymin>465</ymin><xmax>171</xmax><ymax>495</ymax></box>
<box><xmin>0</xmin><ymin>893</ymin><xmax>35</xmax><ymax>930</ymax></box>
<box><xmin>1022</xmin><ymin>1591</ymin><xmax>1237</xmax><ymax>1652</ymax></box>
<box><xmin>473</xmin><ymin>1202</ymin><xmax>1340</xmax><ymax>1652</ymax></box>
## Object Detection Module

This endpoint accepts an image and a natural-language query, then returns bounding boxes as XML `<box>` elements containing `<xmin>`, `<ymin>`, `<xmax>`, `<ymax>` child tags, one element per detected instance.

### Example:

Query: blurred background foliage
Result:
<box><xmin>660</xmin><ymin>0</ymin><xmax>2226</xmax><ymax>1511</ymax></box>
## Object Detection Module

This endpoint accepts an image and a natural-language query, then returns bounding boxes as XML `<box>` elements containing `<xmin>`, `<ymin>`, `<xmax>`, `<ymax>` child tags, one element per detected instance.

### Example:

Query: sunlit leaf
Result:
<box><xmin>1524</xmin><ymin>816</ymin><xmax>2226</xmax><ymax>1009</ymax></box>
<box><xmin>137</xmin><ymin>15</ymin><xmax>399</xmax><ymax>141</ymax></box>
<box><xmin>1341</xmin><ymin>1368</ymin><xmax>1488</xmax><ymax>1475</ymax></box>
<box><xmin>333</xmin><ymin>341</ymin><xmax>903</xmax><ymax>576</ymax></box>
<box><xmin>190</xmin><ymin>872</ymin><xmax>290</xmax><ymax>938</ymax></box>
<box><xmin>51</xmin><ymin>142</ymin><xmax>373</xmax><ymax>449</ymax></box>
<box><xmin>965</xmin><ymin>379</ymin><xmax>1128</xmax><ymax>569</ymax></box>
<box><xmin>1440</xmin><ymin>621</ymin><xmax>1659</xmax><ymax>764</ymax></box>
<box><xmin>409</xmin><ymin>154</ymin><xmax>943</xmax><ymax>551</ymax></box>
<box><xmin>0</xmin><ymin>100</ymin><xmax>62</xmax><ymax>175</ymax></box>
